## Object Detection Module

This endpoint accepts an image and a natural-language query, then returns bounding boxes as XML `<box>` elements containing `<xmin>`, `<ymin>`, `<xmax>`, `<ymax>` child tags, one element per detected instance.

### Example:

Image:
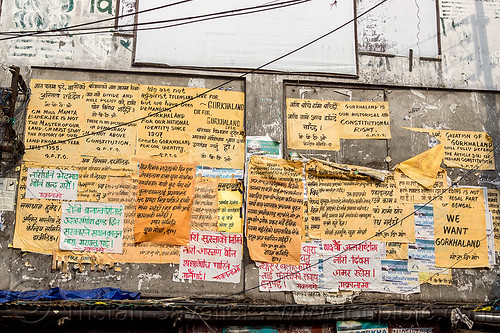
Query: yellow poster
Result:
<box><xmin>82</xmin><ymin>82</ymin><xmax>139</xmax><ymax>157</ymax></box>
<box><xmin>190</xmin><ymin>90</ymin><xmax>245</xmax><ymax>170</ymax></box>
<box><xmin>338</xmin><ymin>101</ymin><xmax>391</xmax><ymax>139</ymax></box>
<box><xmin>386</xmin><ymin>242</ymin><xmax>408</xmax><ymax>260</ymax></box>
<box><xmin>191</xmin><ymin>177</ymin><xmax>219</xmax><ymax>232</ymax></box>
<box><xmin>13</xmin><ymin>163</ymin><xmax>62</xmax><ymax>254</ymax></box>
<box><xmin>286</xmin><ymin>98</ymin><xmax>340</xmax><ymax>150</ymax></box>
<box><xmin>246</xmin><ymin>156</ymin><xmax>303</xmax><ymax>265</ymax></box>
<box><xmin>395</xmin><ymin>170</ymin><xmax>447</xmax><ymax>205</ymax></box>
<box><xmin>136</xmin><ymin>85</ymin><xmax>245</xmax><ymax>169</ymax></box>
<box><xmin>434</xmin><ymin>187</ymin><xmax>489</xmax><ymax>268</ymax></box>
<box><xmin>306</xmin><ymin>159</ymin><xmax>371</xmax><ymax>240</ymax></box>
<box><xmin>13</xmin><ymin>199</ymin><xmax>61</xmax><ymax>254</ymax></box>
<box><xmin>306</xmin><ymin>161</ymin><xmax>414</xmax><ymax>243</ymax></box>
<box><xmin>134</xmin><ymin>162</ymin><xmax>195</xmax><ymax>245</ymax></box>
<box><xmin>217</xmin><ymin>181</ymin><xmax>243</xmax><ymax>233</ymax></box>
<box><xmin>24</xmin><ymin>80</ymin><xmax>86</xmax><ymax>165</ymax></box>
<box><xmin>397</xmin><ymin>144</ymin><xmax>444</xmax><ymax>189</ymax></box>
<box><xmin>404</xmin><ymin>128</ymin><xmax>495</xmax><ymax>170</ymax></box>
<box><xmin>107</xmin><ymin>177</ymin><xmax>180</xmax><ymax>264</ymax></box>
<box><xmin>487</xmin><ymin>189</ymin><xmax>500</xmax><ymax>252</ymax></box>
<box><xmin>419</xmin><ymin>271</ymin><xmax>453</xmax><ymax>285</ymax></box>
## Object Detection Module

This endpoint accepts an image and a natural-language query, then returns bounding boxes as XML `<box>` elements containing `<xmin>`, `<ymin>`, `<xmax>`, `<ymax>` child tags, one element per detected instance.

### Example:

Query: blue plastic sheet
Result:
<box><xmin>0</xmin><ymin>287</ymin><xmax>140</xmax><ymax>303</ymax></box>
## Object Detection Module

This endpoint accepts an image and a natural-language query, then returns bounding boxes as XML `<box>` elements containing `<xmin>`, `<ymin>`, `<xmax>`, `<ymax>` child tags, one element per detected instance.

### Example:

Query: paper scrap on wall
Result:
<box><xmin>217</xmin><ymin>181</ymin><xmax>243</xmax><ymax>233</ymax></box>
<box><xmin>246</xmin><ymin>156</ymin><xmax>303</xmax><ymax>265</ymax></box>
<box><xmin>396</xmin><ymin>144</ymin><xmax>444</xmax><ymax>189</ymax></box>
<box><xmin>0</xmin><ymin>178</ymin><xmax>17</xmax><ymax>211</ymax></box>
<box><xmin>178</xmin><ymin>231</ymin><xmax>243</xmax><ymax>283</ymax></box>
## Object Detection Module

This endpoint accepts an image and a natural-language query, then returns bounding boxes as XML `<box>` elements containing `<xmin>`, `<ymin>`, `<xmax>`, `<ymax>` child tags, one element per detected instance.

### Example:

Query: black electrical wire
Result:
<box><xmin>0</xmin><ymin>0</ymin><xmax>195</xmax><ymax>41</ymax></box>
<box><xmin>206</xmin><ymin>145</ymin><xmax>499</xmax><ymax>302</ymax></box>
<box><xmin>2</xmin><ymin>0</ymin><xmax>308</xmax><ymax>38</ymax></box>
<box><xmin>25</xmin><ymin>0</ymin><xmax>389</xmax><ymax>152</ymax></box>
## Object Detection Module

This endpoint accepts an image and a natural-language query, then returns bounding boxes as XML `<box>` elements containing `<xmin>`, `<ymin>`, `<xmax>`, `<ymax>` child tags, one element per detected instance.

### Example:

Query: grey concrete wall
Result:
<box><xmin>0</xmin><ymin>0</ymin><xmax>499</xmax><ymax>306</ymax></box>
<box><xmin>1</xmin><ymin>66</ymin><xmax>499</xmax><ymax>304</ymax></box>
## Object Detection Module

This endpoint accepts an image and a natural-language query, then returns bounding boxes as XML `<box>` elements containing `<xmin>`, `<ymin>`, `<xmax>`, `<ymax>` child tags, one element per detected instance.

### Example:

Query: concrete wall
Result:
<box><xmin>0</xmin><ymin>0</ymin><xmax>499</xmax><ymax>305</ymax></box>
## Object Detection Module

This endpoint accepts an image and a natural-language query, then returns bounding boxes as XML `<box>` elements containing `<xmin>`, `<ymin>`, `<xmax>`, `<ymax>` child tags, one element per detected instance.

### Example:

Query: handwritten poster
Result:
<box><xmin>404</xmin><ymin>128</ymin><xmax>495</xmax><ymax>170</ymax></box>
<box><xmin>322</xmin><ymin>240</ymin><xmax>385</xmax><ymax>292</ymax></box>
<box><xmin>13</xmin><ymin>164</ymin><xmax>62</xmax><ymax>254</ymax></box>
<box><xmin>60</xmin><ymin>202</ymin><xmax>124</xmax><ymax>253</ymax></box>
<box><xmin>217</xmin><ymin>181</ymin><xmax>243</xmax><ymax>233</ymax></box>
<box><xmin>258</xmin><ymin>243</ymin><xmax>321</xmax><ymax>291</ymax></box>
<box><xmin>191</xmin><ymin>177</ymin><xmax>218</xmax><ymax>232</ymax></box>
<box><xmin>25</xmin><ymin>79</ymin><xmax>245</xmax><ymax>169</ymax></box>
<box><xmin>487</xmin><ymin>189</ymin><xmax>500</xmax><ymax>252</ymax></box>
<box><xmin>134</xmin><ymin>162</ymin><xmax>195</xmax><ymax>245</ymax></box>
<box><xmin>286</xmin><ymin>98</ymin><xmax>340</xmax><ymax>150</ymax></box>
<box><xmin>0</xmin><ymin>178</ymin><xmax>17</xmax><ymax>211</ymax></box>
<box><xmin>190</xmin><ymin>89</ymin><xmax>245</xmax><ymax>170</ymax></box>
<box><xmin>25</xmin><ymin>80</ymin><xmax>85</xmax><ymax>165</ymax></box>
<box><xmin>178</xmin><ymin>231</ymin><xmax>243</xmax><ymax>283</ymax></box>
<box><xmin>25</xmin><ymin>168</ymin><xmax>78</xmax><ymax>200</ymax></box>
<box><xmin>13</xmin><ymin>199</ymin><xmax>61</xmax><ymax>254</ymax></box>
<box><xmin>338</xmin><ymin>101</ymin><xmax>391</xmax><ymax>139</ymax></box>
<box><xmin>306</xmin><ymin>160</ymin><xmax>370</xmax><ymax>240</ymax></box>
<box><xmin>107</xmin><ymin>177</ymin><xmax>180</xmax><ymax>264</ymax></box>
<box><xmin>395</xmin><ymin>170</ymin><xmax>447</xmax><ymax>205</ymax></box>
<box><xmin>136</xmin><ymin>85</ymin><xmax>245</xmax><ymax>169</ymax></box>
<box><xmin>307</xmin><ymin>168</ymin><xmax>414</xmax><ymax>242</ymax></box>
<box><xmin>83</xmin><ymin>82</ymin><xmax>139</xmax><ymax>157</ymax></box>
<box><xmin>434</xmin><ymin>187</ymin><xmax>489</xmax><ymax>268</ymax></box>
<box><xmin>246</xmin><ymin>156</ymin><xmax>303</xmax><ymax>265</ymax></box>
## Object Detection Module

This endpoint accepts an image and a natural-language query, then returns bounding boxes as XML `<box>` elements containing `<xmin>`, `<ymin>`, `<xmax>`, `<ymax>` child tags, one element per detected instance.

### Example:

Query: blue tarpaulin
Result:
<box><xmin>0</xmin><ymin>287</ymin><xmax>140</xmax><ymax>303</ymax></box>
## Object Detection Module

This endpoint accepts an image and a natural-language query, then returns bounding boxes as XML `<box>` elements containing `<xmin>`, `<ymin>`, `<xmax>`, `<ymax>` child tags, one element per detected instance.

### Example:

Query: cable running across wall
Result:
<box><xmin>24</xmin><ymin>0</ymin><xmax>390</xmax><ymax>152</ymax></box>
<box><xmin>0</xmin><ymin>0</ymin><xmax>310</xmax><ymax>39</ymax></box>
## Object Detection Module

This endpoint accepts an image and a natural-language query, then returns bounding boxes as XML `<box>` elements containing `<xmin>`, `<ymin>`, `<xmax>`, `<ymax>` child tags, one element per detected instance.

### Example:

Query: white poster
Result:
<box><xmin>135</xmin><ymin>0</ymin><xmax>356</xmax><ymax>74</ymax></box>
<box><xmin>0</xmin><ymin>178</ymin><xmax>17</xmax><ymax>211</ymax></box>
<box><xmin>381</xmin><ymin>259</ymin><xmax>420</xmax><ymax>294</ymax></box>
<box><xmin>321</xmin><ymin>240</ymin><xmax>385</xmax><ymax>292</ymax></box>
<box><xmin>179</xmin><ymin>231</ymin><xmax>243</xmax><ymax>283</ymax></box>
<box><xmin>60</xmin><ymin>202</ymin><xmax>124</xmax><ymax>253</ymax></box>
<box><xmin>26</xmin><ymin>168</ymin><xmax>78</xmax><ymax>200</ymax></box>
<box><xmin>258</xmin><ymin>243</ymin><xmax>321</xmax><ymax>291</ymax></box>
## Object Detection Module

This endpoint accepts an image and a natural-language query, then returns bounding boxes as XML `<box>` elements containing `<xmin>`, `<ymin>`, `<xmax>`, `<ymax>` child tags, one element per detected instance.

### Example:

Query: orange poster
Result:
<box><xmin>134</xmin><ymin>162</ymin><xmax>195</xmax><ymax>245</ymax></box>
